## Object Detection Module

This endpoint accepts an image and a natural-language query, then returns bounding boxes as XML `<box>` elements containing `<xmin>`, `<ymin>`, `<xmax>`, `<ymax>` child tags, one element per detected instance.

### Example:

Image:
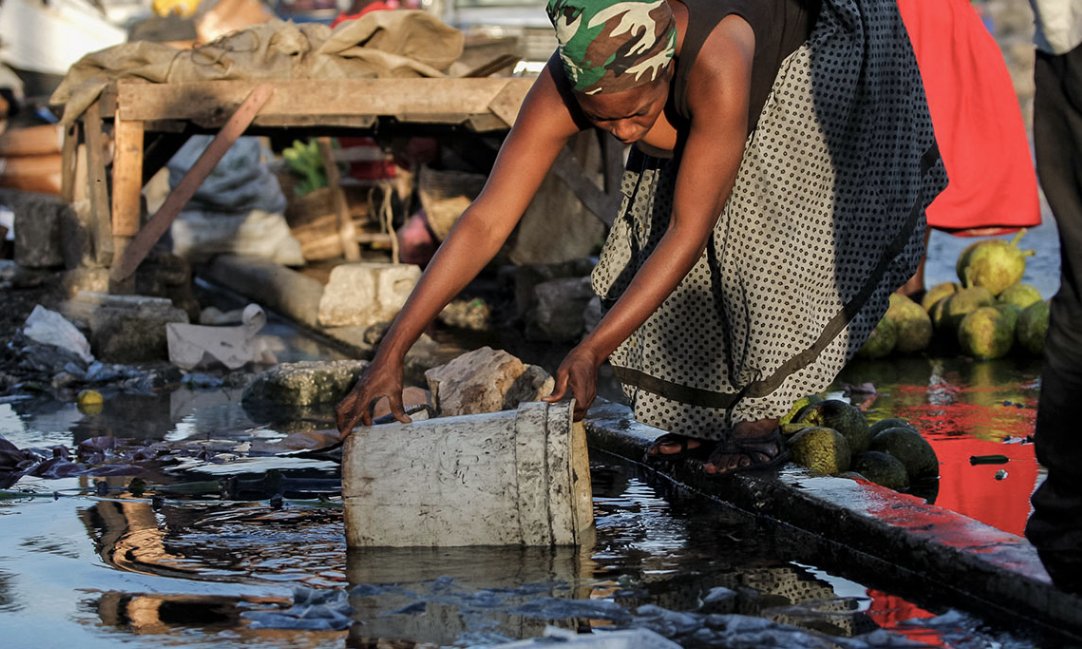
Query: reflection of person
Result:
<box><xmin>336</xmin><ymin>0</ymin><xmax>945</xmax><ymax>476</ymax></box>
<box><xmin>894</xmin><ymin>0</ymin><xmax>1041</xmax><ymax>298</ymax></box>
<box><xmin>1024</xmin><ymin>0</ymin><xmax>1082</xmax><ymax>595</ymax></box>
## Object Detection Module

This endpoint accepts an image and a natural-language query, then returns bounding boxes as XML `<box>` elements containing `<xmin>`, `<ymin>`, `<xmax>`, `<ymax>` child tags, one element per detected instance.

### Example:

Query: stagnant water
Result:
<box><xmin>0</xmin><ymin>349</ymin><xmax>1051</xmax><ymax>648</ymax></box>
<box><xmin>0</xmin><ymin>218</ymin><xmax>1064</xmax><ymax>647</ymax></box>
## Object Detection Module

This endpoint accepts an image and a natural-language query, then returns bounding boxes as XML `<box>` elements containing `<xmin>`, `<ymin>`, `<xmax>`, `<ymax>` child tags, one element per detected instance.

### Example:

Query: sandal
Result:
<box><xmin>703</xmin><ymin>428</ymin><xmax>789</xmax><ymax>476</ymax></box>
<box><xmin>644</xmin><ymin>433</ymin><xmax>711</xmax><ymax>461</ymax></box>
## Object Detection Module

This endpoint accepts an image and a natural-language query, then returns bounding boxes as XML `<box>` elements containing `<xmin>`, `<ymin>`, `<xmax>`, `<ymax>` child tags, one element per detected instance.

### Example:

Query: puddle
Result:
<box><xmin>837</xmin><ymin>355</ymin><xmax>1041</xmax><ymax>536</ymax></box>
<box><xmin>0</xmin><ymin>393</ymin><xmax>1051</xmax><ymax>649</ymax></box>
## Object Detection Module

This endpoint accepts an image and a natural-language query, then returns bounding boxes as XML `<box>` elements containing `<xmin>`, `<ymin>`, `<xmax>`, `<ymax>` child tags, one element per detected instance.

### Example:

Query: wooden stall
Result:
<box><xmin>59</xmin><ymin>77</ymin><xmax>624</xmax><ymax>292</ymax></box>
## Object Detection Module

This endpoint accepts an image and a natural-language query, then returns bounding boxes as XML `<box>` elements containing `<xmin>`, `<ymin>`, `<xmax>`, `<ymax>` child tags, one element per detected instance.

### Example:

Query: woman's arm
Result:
<box><xmin>545</xmin><ymin>16</ymin><xmax>756</xmax><ymax>419</ymax></box>
<box><xmin>336</xmin><ymin>57</ymin><xmax>584</xmax><ymax>432</ymax></box>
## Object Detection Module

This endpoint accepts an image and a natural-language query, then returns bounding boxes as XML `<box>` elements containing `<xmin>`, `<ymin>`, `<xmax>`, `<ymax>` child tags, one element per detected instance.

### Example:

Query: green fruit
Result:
<box><xmin>929</xmin><ymin>296</ymin><xmax>952</xmax><ymax>334</ymax></box>
<box><xmin>869</xmin><ymin>426</ymin><xmax>939</xmax><ymax>481</ymax></box>
<box><xmin>886</xmin><ymin>293</ymin><xmax>933</xmax><ymax>353</ymax></box>
<box><xmin>852</xmin><ymin>451</ymin><xmax>910</xmax><ymax>490</ymax></box>
<box><xmin>994</xmin><ymin>303</ymin><xmax>1022</xmax><ymax>330</ymax></box>
<box><xmin>1017</xmin><ymin>300</ymin><xmax>1050</xmax><ymax>356</ymax></box>
<box><xmin>857</xmin><ymin>317</ymin><xmax>897</xmax><ymax>360</ymax></box>
<box><xmin>957</xmin><ymin>306</ymin><xmax>1017</xmax><ymax>360</ymax></box>
<box><xmin>943</xmin><ymin>286</ymin><xmax>995</xmax><ymax>331</ymax></box>
<box><xmin>868</xmin><ymin>417</ymin><xmax>917</xmax><ymax>437</ymax></box>
<box><xmin>997</xmin><ymin>283</ymin><xmax>1042</xmax><ymax>310</ymax></box>
<box><xmin>921</xmin><ymin>282</ymin><xmax>961</xmax><ymax>312</ymax></box>
<box><xmin>793</xmin><ymin>399</ymin><xmax>871</xmax><ymax>455</ymax></box>
<box><xmin>788</xmin><ymin>426</ymin><xmax>851</xmax><ymax>476</ymax></box>
<box><xmin>780</xmin><ymin>394</ymin><xmax>822</xmax><ymax>426</ymax></box>
<box><xmin>956</xmin><ymin>230</ymin><xmax>1035</xmax><ymax>296</ymax></box>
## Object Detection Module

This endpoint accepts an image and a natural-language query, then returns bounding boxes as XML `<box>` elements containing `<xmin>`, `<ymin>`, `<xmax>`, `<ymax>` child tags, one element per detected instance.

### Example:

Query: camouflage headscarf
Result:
<box><xmin>546</xmin><ymin>0</ymin><xmax>677</xmax><ymax>95</ymax></box>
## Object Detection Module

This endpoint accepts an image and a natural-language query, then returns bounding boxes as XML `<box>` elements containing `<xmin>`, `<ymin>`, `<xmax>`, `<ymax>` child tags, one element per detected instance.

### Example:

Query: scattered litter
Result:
<box><xmin>243</xmin><ymin>587</ymin><xmax>352</xmax><ymax>631</ymax></box>
<box><xmin>22</xmin><ymin>305</ymin><xmax>93</xmax><ymax>363</ymax></box>
<box><xmin>994</xmin><ymin>470</ymin><xmax>1008</xmax><ymax>481</ymax></box>
<box><xmin>167</xmin><ymin>303</ymin><xmax>272</xmax><ymax>370</ymax></box>
<box><xmin>969</xmin><ymin>454</ymin><xmax>1009</xmax><ymax>465</ymax></box>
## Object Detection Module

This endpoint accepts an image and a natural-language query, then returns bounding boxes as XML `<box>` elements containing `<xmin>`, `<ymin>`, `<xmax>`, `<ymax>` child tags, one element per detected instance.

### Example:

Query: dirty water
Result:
<box><xmin>0</xmin><ymin>219</ymin><xmax>1064</xmax><ymax>646</ymax></box>
<box><xmin>0</xmin><ymin>341</ymin><xmax>1056</xmax><ymax>649</ymax></box>
<box><xmin>0</xmin><ymin>428</ymin><xmax>1045</xmax><ymax>649</ymax></box>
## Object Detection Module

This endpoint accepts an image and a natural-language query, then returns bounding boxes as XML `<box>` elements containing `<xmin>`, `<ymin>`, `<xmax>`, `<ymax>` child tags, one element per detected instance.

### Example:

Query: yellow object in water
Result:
<box><xmin>153</xmin><ymin>0</ymin><xmax>201</xmax><ymax>18</ymax></box>
<box><xmin>77</xmin><ymin>389</ymin><xmax>104</xmax><ymax>414</ymax></box>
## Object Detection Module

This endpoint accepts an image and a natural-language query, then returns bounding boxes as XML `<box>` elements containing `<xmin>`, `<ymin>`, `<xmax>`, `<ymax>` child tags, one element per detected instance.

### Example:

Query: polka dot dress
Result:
<box><xmin>591</xmin><ymin>0</ymin><xmax>947</xmax><ymax>441</ymax></box>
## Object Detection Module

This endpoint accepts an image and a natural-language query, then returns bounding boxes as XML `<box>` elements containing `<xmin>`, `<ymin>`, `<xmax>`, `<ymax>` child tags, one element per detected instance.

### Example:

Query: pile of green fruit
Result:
<box><xmin>781</xmin><ymin>396</ymin><xmax>939</xmax><ymax>491</ymax></box>
<box><xmin>859</xmin><ymin>230</ymin><xmax>1050</xmax><ymax>360</ymax></box>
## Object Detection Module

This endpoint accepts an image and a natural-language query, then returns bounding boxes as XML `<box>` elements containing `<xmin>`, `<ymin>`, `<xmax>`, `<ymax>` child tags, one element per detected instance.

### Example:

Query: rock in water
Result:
<box><xmin>852</xmin><ymin>451</ymin><xmax>910</xmax><ymax>490</ymax></box>
<box><xmin>886</xmin><ymin>293</ymin><xmax>933</xmax><ymax>353</ymax></box>
<box><xmin>793</xmin><ymin>399</ymin><xmax>871</xmax><ymax>455</ymax></box>
<box><xmin>787</xmin><ymin>426</ymin><xmax>851</xmax><ymax>475</ymax></box>
<box><xmin>955</xmin><ymin>230</ymin><xmax>1034</xmax><ymax>296</ymax></box>
<box><xmin>869</xmin><ymin>426</ymin><xmax>939</xmax><ymax>481</ymax></box>
<box><xmin>943</xmin><ymin>286</ymin><xmax>995</xmax><ymax>331</ymax></box>
<box><xmin>1017</xmin><ymin>300</ymin><xmax>1050</xmax><ymax>356</ymax></box>
<box><xmin>997</xmin><ymin>283</ymin><xmax>1042</xmax><ymax>310</ymax></box>
<box><xmin>921</xmin><ymin>281</ymin><xmax>961</xmax><ymax>312</ymax></box>
<box><xmin>957</xmin><ymin>306</ymin><xmax>1016</xmax><ymax>360</ymax></box>
<box><xmin>857</xmin><ymin>317</ymin><xmax>897</xmax><ymax>360</ymax></box>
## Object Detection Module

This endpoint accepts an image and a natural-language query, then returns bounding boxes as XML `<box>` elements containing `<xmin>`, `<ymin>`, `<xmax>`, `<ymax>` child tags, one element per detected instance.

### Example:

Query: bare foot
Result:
<box><xmin>646</xmin><ymin>433</ymin><xmax>705</xmax><ymax>458</ymax></box>
<box><xmin>703</xmin><ymin>418</ymin><xmax>784</xmax><ymax>475</ymax></box>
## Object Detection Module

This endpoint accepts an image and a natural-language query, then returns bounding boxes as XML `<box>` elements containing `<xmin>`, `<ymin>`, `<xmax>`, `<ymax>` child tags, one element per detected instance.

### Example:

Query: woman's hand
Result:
<box><xmin>335</xmin><ymin>356</ymin><xmax>411</xmax><ymax>435</ymax></box>
<box><xmin>542</xmin><ymin>343</ymin><xmax>604</xmax><ymax>421</ymax></box>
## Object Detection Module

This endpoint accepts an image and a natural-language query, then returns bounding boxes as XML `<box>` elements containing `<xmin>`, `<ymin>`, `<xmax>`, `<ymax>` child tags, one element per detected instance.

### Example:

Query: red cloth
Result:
<box><xmin>897</xmin><ymin>0</ymin><xmax>1040</xmax><ymax>235</ymax></box>
<box><xmin>330</xmin><ymin>1</ymin><xmax>395</xmax><ymax>27</ymax></box>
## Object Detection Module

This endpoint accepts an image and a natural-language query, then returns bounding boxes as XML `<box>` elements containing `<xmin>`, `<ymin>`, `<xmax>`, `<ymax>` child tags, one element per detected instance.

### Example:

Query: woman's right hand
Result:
<box><xmin>335</xmin><ymin>356</ymin><xmax>411</xmax><ymax>435</ymax></box>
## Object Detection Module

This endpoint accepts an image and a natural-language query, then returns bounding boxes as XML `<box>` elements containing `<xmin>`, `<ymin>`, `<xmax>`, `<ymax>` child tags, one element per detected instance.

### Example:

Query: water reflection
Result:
<box><xmin>66</xmin><ymin>458</ymin><xmax>987</xmax><ymax>647</ymax></box>
<box><xmin>838</xmin><ymin>356</ymin><xmax>1041</xmax><ymax>536</ymax></box>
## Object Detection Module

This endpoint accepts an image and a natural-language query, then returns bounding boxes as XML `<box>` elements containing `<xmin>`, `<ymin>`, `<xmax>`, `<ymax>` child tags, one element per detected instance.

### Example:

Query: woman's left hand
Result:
<box><xmin>542</xmin><ymin>343</ymin><xmax>604</xmax><ymax>421</ymax></box>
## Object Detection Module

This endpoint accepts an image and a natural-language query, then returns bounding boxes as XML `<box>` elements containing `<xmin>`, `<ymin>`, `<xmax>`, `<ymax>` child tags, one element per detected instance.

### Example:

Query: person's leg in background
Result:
<box><xmin>1026</xmin><ymin>42</ymin><xmax>1082</xmax><ymax>595</ymax></box>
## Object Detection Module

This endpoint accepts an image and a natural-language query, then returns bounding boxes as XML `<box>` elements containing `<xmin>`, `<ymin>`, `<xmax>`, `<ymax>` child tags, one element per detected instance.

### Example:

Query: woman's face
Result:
<box><xmin>574</xmin><ymin>73</ymin><xmax>670</xmax><ymax>144</ymax></box>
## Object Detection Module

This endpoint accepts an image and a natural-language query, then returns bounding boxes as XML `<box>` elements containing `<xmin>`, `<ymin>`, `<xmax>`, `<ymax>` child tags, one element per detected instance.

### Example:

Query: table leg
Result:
<box><xmin>110</xmin><ymin>115</ymin><xmax>144</xmax><ymax>294</ymax></box>
<box><xmin>84</xmin><ymin>101</ymin><xmax>114</xmax><ymax>267</ymax></box>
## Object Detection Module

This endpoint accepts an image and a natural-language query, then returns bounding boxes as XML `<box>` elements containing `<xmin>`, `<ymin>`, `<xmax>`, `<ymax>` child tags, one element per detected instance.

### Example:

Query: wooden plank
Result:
<box><xmin>111</xmin><ymin>116</ymin><xmax>144</xmax><ymax>239</ymax></box>
<box><xmin>60</xmin><ymin>122</ymin><xmax>79</xmax><ymax>202</ymax></box>
<box><xmin>488</xmin><ymin>79</ymin><xmax>532</xmax><ymax>128</ymax></box>
<box><xmin>316</xmin><ymin>137</ymin><xmax>361</xmax><ymax>262</ymax></box>
<box><xmin>116</xmin><ymin>78</ymin><xmax>533</xmax><ymax>124</ymax></box>
<box><xmin>110</xmin><ymin>84</ymin><xmax>275</xmax><ymax>282</ymax></box>
<box><xmin>83</xmin><ymin>101</ymin><xmax>114</xmax><ymax>266</ymax></box>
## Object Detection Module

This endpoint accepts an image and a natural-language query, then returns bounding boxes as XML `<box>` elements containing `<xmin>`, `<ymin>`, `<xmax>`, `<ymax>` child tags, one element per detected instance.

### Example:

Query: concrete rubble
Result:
<box><xmin>424</xmin><ymin>346</ymin><xmax>554</xmax><ymax>417</ymax></box>
<box><xmin>317</xmin><ymin>262</ymin><xmax>421</xmax><ymax>328</ymax></box>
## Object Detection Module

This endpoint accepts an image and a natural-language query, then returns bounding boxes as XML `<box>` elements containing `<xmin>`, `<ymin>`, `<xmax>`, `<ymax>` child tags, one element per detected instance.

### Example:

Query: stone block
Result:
<box><xmin>425</xmin><ymin>346</ymin><xmax>554</xmax><ymax>417</ymax></box>
<box><xmin>318</xmin><ymin>262</ymin><xmax>421</xmax><ymax>328</ymax></box>
<box><xmin>528</xmin><ymin>276</ymin><xmax>595</xmax><ymax>342</ymax></box>
<box><xmin>63</xmin><ymin>292</ymin><xmax>190</xmax><ymax>363</ymax></box>
<box><xmin>505</xmin><ymin>258</ymin><xmax>596</xmax><ymax>321</ymax></box>
<box><xmin>242</xmin><ymin>359</ymin><xmax>369</xmax><ymax>407</ymax></box>
<box><xmin>12</xmin><ymin>192</ymin><xmax>70</xmax><ymax>268</ymax></box>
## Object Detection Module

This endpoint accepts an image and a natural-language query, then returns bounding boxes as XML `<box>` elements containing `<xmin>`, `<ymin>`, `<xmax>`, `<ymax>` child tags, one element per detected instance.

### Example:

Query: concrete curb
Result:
<box><xmin>584</xmin><ymin>401</ymin><xmax>1082</xmax><ymax>640</ymax></box>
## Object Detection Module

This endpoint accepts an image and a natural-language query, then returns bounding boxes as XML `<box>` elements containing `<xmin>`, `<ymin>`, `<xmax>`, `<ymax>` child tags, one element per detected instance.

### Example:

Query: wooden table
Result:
<box><xmin>60</xmin><ymin>77</ymin><xmax>624</xmax><ymax>288</ymax></box>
